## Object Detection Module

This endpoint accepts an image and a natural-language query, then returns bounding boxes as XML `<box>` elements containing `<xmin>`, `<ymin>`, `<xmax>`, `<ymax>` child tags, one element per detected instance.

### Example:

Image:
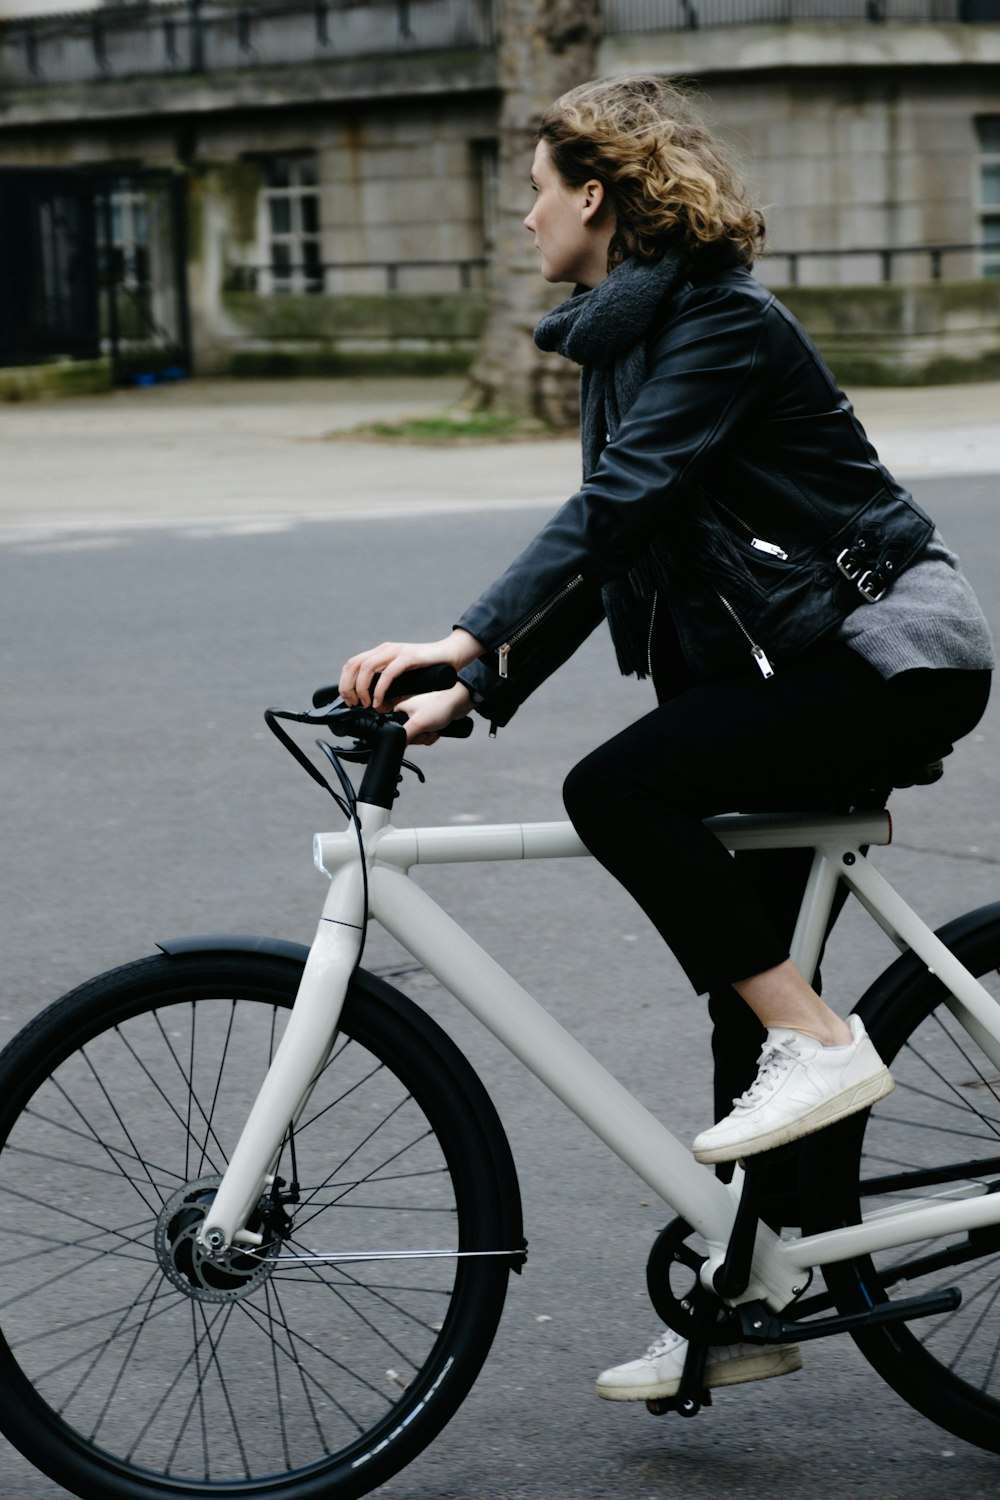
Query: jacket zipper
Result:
<box><xmin>715</xmin><ymin>500</ymin><xmax>789</xmax><ymax>560</ymax></box>
<box><xmin>497</xmin><ymin>574</ymin><xmax>585</xmax><ymax>679</ymax></box>
<box><xmin>647</xmin><ymin>590</ymin><xmax>658</xmax><ymax>679</ymax></box>
<box><xmin>716</xmin><ymin>590</ymin><xmax>775</xmax><ymax>679</ymax></box>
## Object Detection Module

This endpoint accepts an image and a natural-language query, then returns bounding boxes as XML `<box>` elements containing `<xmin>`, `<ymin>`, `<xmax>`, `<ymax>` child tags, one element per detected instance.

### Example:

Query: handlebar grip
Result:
<box><xmin>313</xmin><ymin>664</ymin><xmax>458</xmax><ymax>712</ymax></box>
<box><xmin>377</xmin><ymin>664</ymin><xmax>458</xmax><ymax>699</ymax></box>
<box><xmin>438</xmin><ymin>716</ymin><xmax>474</xmax><ymax>739</ymax></box>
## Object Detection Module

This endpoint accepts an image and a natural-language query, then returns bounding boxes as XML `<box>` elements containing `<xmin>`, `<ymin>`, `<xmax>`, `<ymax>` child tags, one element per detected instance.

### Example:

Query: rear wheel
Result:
<box><xmin>0</xmin><ymin>952</ymin><xmax>518</xmax><ymax>1499</ymax></box>
<box><xmin>802</xmin><ymin>903</ymin><xmax>1000</xmax><ymax>1453</ymax></box>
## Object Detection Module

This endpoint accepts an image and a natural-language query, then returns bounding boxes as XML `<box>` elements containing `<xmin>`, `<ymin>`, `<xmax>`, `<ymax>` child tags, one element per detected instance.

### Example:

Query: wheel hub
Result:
<box><xmin>155</xmin><ymin>1175</ymin><xmax>277</xmax><ymax>1303</ymax></box>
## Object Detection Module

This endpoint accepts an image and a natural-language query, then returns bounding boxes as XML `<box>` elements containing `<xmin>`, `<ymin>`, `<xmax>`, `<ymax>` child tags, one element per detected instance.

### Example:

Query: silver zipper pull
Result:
<box><xmin>497</xmin><ymin>644</ymin><xmax>511</xmax><ymax>679</ymax></box>
<box><xmin>716</xmin><ymin>589</ymin><xmax>777</xmax><ymax>680</ymax></box>
<box><xmin>751</xmin><ymin>538</ymin><xmax>789</xmax><ymax>559</ymax></box>
<box><xmin>751</xmin><ymin>645</ymin><xmax>775</xmax><ymax>679</ymax></box>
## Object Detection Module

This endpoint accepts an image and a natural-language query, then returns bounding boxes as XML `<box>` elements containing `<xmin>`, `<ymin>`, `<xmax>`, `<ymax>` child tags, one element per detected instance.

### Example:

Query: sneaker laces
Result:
<box><xmin>644</xmin><ymin>1328</ymin><xmax>685</xmax><ymax>1359</ymax></box>
<box><xmin>730</xmin><ymin>1034</ymin><xmax>803</xmax><ymax>1113</ymax></box>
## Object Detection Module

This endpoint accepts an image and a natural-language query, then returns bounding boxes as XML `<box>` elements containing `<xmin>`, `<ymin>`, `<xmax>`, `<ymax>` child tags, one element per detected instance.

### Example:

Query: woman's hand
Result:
<box><xmin>394</xmin><ymin>683</ymin><xmax>474</xmax><ymax>746</ymax></box>
<box><xmin>339</xmin><ymin>629</ymin><xmax>483</xmax><ymax>711</ymax></box>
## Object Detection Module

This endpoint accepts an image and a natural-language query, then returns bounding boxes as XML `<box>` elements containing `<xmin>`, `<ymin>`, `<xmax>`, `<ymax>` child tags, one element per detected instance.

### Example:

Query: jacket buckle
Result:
<box><xmin>837</xmin><ymin>547</ymin><xmax>887</xmax><ymax>603</ymax></box>
<box><xmin>856</xmin><ymin>569</ymin><xmax>887</xmax><ymax>603</ymax></box>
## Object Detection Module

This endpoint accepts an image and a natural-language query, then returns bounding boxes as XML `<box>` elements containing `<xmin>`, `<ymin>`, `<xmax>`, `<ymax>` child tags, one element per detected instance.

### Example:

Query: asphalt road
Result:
<box><xmin>1</xmin><ymin>405</ymin><xmax>1000</xmax><ymax>1498</ymax></box>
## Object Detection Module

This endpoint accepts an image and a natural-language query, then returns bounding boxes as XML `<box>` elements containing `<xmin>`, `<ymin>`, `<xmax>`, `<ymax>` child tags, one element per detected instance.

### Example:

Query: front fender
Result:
<box><xmin>157</xmin><ymin>933</ymin><xmax>311</xmax><ymax>964</ymax></box>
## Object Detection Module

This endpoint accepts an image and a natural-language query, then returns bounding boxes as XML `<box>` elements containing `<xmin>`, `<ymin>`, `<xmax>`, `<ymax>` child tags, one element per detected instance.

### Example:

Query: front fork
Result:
<box><xmin>198</xmin><ymin>720</ymin><xmax>406</xmax><ymax>1255</ymax></box>
<box><xmin>198</xmin><ymin>855</ymin><xmax>368</xmax><ymax>1252</ymax></box>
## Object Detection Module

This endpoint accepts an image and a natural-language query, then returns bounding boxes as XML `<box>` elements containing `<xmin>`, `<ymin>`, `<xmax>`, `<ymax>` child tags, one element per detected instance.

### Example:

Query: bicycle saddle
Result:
<box><xmin>889</xmin><ymin>745</ymin><xmax>952</xmax><ymax>788</ymax></box>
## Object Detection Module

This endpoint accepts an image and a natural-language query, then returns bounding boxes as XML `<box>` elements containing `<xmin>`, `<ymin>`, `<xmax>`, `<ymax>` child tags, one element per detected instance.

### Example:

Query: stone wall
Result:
<box><xmin>708</xmin><ymin>70</ymin><xmax>997</xmax><ymax>277</ymax></box>
<box><xmin>780</xmin><ymin>278</ymin><xmax>1000</xmax><ymax>385</ymax></box>
<box><xmin>600</xmin><ymin>23</ymin><xmax>1000</xmax><ymax>276</ymax></box>
<box><xmin>204</xmin><ymin>279</ymin><xmax>1000</xmax><ymax>385</ymax></box>
<box><xmin>219</xmin><ymin>289</ymin><xmax>486</xmax><ymax>375</ymax></box>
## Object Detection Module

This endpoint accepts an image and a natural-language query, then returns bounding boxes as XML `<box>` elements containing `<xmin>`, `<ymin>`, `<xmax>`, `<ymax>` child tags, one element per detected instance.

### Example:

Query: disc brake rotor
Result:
<box><xmin>155</xmin><ymin>1175</ymin><xmax>278</xmax><ymax>1303</ymax></box>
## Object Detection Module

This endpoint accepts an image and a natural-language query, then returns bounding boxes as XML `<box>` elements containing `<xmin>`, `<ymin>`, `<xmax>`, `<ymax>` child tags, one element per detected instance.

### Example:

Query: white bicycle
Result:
<box><xmin>1</xmin><ymin>667</ymin><xmax>999</xmax><ymax>1500</ymax></box>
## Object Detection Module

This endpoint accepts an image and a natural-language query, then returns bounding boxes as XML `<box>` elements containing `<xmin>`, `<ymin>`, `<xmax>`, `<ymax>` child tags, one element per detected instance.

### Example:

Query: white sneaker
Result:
<box><xmin>692</xmin><ymin>1013</ymin><xmax>893</xmax><ymax>1165</ymax></box>
<box><xmin>595</xmin><ymin>1325</ymin><xmax>802</xmax><ymax>1402</ymax></box>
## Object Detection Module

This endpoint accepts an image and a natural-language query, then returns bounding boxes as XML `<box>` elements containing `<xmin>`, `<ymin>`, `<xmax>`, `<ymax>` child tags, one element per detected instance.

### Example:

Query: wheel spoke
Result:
<box><xmin>299</xmin><ymin>1253</ymin><xmax>441</xmax><ymax>1365</ymax></box>
<box><xmin>233</xmin><ymin>1282</ymin><xmax>379</xmax><ymax>1432</ymax></box>
<box><xmin>77</xmin><ymin>1044</ymin><xmax>171</xmax><ymax>1211</ymax></box>
<box><xmin>118</xmin><ymin>1006</ymin><xmax>234</xmax><ymax>1178</ymax></box>
<box><xmin>75</xmin><ymin>1268</ymin><xmax>165</xmax><ymax>1441</ymax></box>
<box><xmin>9</xmin><ymin>1113</ymin><xmax>186</xmax><ymax>1191</ymax></box>
<box><xmin>295</xmin><ymin>1112</ymin><xmax>439</xmax><ymax>1228</ymax></box>
<box><xmin>27</xmin><ymin>1282</ymin><xmax>185</xmax><ymax>1391</ymax></box>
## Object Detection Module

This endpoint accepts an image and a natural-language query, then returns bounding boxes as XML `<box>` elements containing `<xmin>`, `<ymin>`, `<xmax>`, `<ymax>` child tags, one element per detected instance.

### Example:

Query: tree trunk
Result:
<box><xmin>466</xmin><ymin>0</ymin><xmax>600</xmax><ymax>428</ymax></box>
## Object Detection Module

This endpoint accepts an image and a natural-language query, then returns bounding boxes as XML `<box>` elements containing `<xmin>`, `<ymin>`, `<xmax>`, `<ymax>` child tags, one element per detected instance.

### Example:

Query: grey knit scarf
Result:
<box><xmin>534</xmin><ymin>250</ymin><xmax>686</xmax><ymax>675</ymax></box>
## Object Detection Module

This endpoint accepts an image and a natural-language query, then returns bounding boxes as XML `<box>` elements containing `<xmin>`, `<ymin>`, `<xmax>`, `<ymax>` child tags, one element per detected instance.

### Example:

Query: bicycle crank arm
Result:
<box><xmin>736</xmin><ymin>1285</ymin><xmax>961</xmax><ymax>1345</ymax></box>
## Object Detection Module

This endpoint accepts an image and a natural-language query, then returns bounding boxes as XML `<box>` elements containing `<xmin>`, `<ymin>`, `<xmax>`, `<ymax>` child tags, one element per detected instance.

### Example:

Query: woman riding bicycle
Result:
<box><xmin>339</xmin><ymin>75</ymin><xmax>994</xmax><ymax>1404</ymax></box>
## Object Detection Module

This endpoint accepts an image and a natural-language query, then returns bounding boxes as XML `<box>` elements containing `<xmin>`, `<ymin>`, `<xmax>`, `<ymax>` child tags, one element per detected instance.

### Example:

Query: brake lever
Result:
<box><xmin>319</xmin><ymin>741</ymin><xmax>370</xmax><ymax>765</ymax></box>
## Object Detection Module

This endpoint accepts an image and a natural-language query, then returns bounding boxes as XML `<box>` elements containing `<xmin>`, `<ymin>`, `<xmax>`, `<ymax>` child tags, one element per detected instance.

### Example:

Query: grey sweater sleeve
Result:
<box><xmin>835</xmin><ymin>528</ymin><xmax>995</xmax><ymax>676</ymax></box>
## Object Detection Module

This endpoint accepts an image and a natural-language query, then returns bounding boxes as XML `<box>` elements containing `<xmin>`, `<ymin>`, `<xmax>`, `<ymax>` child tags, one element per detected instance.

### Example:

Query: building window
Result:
<box><xmin>976</xmin><ymin>118</ymin><xmax>1000</xmax><ymax>278</ymax></box>
<box><xmin>109</xmin><ymin>186</ymin><xmax>150</xmax><ymax>294</ymax></box>
<box><xmin>102</xmin><ymin>183</ymin><xmax>158</xmax><ymax>342</ymax></box>
<box><xmin>259</xmin><ymin>156</ymin><xmax>322</xmax><ymax>294</ymax></box>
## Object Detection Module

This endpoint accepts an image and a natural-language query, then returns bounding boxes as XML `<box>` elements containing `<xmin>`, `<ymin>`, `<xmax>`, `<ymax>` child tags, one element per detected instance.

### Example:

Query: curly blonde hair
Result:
<box><xmin>538</xmin><ymin>76</ymin><xmax>765</xmax><ymax>269</ymax></box>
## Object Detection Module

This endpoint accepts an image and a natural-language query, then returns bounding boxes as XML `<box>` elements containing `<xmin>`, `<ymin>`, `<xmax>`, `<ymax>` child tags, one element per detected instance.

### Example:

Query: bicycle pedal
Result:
<box><xmin>645</xmin><ymin>1389</ymin><xmax>712</xmax><ymax>1417</ymax></box>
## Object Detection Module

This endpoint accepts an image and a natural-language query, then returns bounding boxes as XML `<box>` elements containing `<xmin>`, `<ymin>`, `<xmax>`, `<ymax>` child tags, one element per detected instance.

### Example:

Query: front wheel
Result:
<box><xmin>802</xmin><ymin>902</ymin><xmax>1000</xmax><ymax>1454</ymax></box>
<box><xmin>0</xmin><ymin>952</ymin><xmax>520</xmax><ymax>1500</ymax></box>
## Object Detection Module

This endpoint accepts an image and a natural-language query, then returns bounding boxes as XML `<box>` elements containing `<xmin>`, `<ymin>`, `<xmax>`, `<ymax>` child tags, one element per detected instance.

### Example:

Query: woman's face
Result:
<box><xmin>524</xmin><ymin>139</ymin><xmax>613</xmax><ymax>288</ymax></box>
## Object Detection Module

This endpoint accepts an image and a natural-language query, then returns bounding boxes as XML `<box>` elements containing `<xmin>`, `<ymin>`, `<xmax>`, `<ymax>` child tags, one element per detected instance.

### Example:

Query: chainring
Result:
<box><xmin>646</xmin><ymin>1216</ymin><xmax>741</xmax><ymax>1344</ymax></box>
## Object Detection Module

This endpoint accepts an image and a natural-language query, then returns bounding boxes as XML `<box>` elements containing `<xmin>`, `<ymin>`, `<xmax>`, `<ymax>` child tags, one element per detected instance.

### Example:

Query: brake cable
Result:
<box><xmin>264</xmin><ymin>704</ymin><xmax>361</xmax><ymax>811</ymax></box>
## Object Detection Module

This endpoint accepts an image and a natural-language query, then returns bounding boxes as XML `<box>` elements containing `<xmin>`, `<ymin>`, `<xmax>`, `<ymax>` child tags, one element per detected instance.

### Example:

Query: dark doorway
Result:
<box><xmin>0</xmin><ymin>166</ymin><xmax>192</xmax><ymax>381</ymax></box>
<box><xmin>0</xmin><ymin>169</ymin><xmax>101</xmax><ymax>367</ymax></box>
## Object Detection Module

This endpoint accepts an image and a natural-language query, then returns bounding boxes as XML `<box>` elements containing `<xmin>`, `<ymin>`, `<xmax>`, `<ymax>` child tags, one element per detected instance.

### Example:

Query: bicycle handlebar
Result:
<box><xmin>266</xmin><ymin>663</ymin><xmax>475</xmax><ymax>810</ymax></box>
<box><xmin>312</xmin><ymin>666</ymin><xmax>474</xmax><ymax>739</ymax></box>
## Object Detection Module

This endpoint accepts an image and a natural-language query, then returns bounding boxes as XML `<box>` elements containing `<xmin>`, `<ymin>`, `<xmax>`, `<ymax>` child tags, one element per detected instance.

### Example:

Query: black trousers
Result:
<box><xmin>562</xmin><ymin>624</ymin><xmax>991</xmax><ymax>1133</ymax></box>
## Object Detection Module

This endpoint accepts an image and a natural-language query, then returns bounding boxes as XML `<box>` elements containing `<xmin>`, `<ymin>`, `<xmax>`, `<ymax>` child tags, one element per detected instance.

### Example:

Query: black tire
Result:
<box><xmin>801</xmin><ymin>901</ymin><xmax>1000</xmax><ymax>1454</ymax></box>
<box><xmin>0</xmin><ymin>952</ymin><xmax>520</xmax><ymax>1500</ymax></box>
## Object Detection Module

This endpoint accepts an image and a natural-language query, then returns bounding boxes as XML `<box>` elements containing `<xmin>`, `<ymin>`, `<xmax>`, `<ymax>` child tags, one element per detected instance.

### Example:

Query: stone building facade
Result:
<box><xmin>0</xmin><ymin>1</ymin><xmax>998</xmax><ymax>379</ymax></box>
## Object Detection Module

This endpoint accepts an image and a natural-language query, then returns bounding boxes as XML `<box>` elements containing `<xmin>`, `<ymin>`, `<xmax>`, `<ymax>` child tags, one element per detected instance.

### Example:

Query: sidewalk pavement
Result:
<box><xmin>1</xmin><ymin>375</ymin><xmax>997</xmax><ymax>542</ymax></box>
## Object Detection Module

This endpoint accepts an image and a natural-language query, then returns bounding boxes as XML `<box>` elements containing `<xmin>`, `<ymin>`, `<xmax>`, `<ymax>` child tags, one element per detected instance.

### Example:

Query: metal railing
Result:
<box><xmin>3</xmin><ymin>0</ymin><xmax>997</xmax><ymax>90</ymax></box>
<box><xmin>232</xmin><ymin>257</ymin><xmax>489</xmax><ymax>294</ymax></box>
<box><xmin>764</xmin><ymin>241</ymin><xmax>996</xmax><ymax>284</ymax></box>
<box><xmin>231</xmin><ymin>248</ymin><xmax>997</xmax><ymax>293</ymax></box>
<box><xmin>602</xmin><ymin>1</ymin><xmax>1000</xmax><ymax>30</ymax></box>
<box><xmin>0</xmin><ymin>0</ymin><xmax>495</xmax><ymax>89</ymax></box>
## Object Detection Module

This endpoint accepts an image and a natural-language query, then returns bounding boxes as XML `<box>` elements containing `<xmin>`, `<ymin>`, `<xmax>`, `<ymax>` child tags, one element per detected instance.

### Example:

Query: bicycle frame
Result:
<box><xmin>199</xmin><ymin>801</ymin><xmax>1000</xmax><ymax>1316</ymax></box>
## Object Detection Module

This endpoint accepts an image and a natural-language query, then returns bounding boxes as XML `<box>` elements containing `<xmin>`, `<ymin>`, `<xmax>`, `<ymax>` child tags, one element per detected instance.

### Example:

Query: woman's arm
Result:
<box><xmin>456</xmin><ymin>281</ymin><xmax>769</xmax><ymax>665</ymax></box>
<box><xmin>339</xmin><ymin>627</ymin><xmax>484</xmax><ymax>711</ymax></box>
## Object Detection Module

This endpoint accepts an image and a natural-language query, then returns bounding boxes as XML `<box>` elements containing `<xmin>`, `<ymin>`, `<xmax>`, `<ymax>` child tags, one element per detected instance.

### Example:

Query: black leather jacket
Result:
<box><xmin>457</xmin><ymin>263</ymin><xmax>933</xmax><ymax>727</ymax></box>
